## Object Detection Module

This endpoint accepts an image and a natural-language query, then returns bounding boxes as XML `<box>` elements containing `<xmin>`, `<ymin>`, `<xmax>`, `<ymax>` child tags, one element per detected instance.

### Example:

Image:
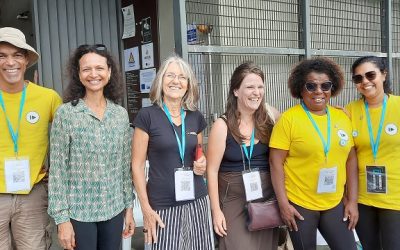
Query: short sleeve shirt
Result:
<box><xmin>269</xmin><ymin>104</ymin><xmax>354</xmax><ymax>210</ymax></box>
<box><xmin>346</xmin><ymin>95</ymin><xmax>400</xmax><ymax>210</ymax></box>
<box><xmin>133</xmin><ymin>105</ymin><xmax>208</xmax><ymax>210</ymax></box>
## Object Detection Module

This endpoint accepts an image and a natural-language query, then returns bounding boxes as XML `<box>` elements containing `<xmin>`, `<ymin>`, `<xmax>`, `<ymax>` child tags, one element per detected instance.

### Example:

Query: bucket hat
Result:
<box><xmin>0</xmin><ymin>27</ymin><xmax>39</xmax><ymax>68</ymax></box>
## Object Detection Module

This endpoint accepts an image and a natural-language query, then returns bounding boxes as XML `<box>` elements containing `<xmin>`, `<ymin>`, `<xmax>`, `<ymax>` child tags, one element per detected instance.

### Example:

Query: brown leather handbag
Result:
<box><xmin>246</xmin><ymin>199</ymin><xmax>285</xmax><ymax>231</ymax></box>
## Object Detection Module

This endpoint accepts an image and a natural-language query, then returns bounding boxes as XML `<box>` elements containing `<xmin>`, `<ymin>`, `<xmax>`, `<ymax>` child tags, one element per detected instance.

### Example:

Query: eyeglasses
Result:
<box><xmin>304</xmin><ymin>81</ymin><xmax>333</xmax><ymax>93</ymax></box>
<box><xmin>164</xmin><ymin>72</ymin><xmax>188</xmax><ymax>82</ymax></box>
<box><xmin>352</xmin><ymin>71</ymin><xmax>377</xmax><ymax>84</ymax></box>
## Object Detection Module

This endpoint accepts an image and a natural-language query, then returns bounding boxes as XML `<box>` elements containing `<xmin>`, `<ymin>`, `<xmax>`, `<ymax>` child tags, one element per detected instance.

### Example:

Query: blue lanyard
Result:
<box><xmin>241</xmin><ymin>128</ymin><xmax>255</xmax><ymax>167</ymax></box>
<box><xmin>0</xmin><ymin>86</ymin><xmax>27</xmax><ymax>154</ymax></box>
<box><xmin>163</xmin><ymin>103</ymin><xmax>186</xmax><ymax>166</ymax></box>
<box><xmin>364</xmin><ymin>95</ymin><xmax>387</xmax><ymax>161</ymax></box>
<box><xmin>301</xmin><ymin>102</ymin><xmax>331</xmax><ymax>158</ymax></box>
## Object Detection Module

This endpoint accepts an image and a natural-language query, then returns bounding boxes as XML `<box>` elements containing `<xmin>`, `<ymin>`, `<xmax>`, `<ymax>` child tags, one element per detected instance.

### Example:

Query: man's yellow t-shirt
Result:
<box><xmin>270</xmin><ymin>104</ymin><xmax>354</xmax><ymax>210</ymax></box>
<box><xmin>0</xmin><ymin>82</ymin><xmax>62</xmax><ymax>194</ymax></box>
<box><xmin>346</xmin><ymin>95</ymin><xmax>400</xmax><ymax>210</ymax></box>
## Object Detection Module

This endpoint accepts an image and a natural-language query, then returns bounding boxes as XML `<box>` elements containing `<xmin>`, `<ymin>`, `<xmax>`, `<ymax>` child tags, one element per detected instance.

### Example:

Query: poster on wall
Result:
<box><xmin>139</xmin><ymin>68</ymin><xmax>156</xmax><ymax>93</ymax></box>
<box><xmin>122</xmin><ymin>4</ymin><xmax>136</xmax><ymax>39</ymax></box>
<box><xmin>124</xmin><ymin>47</ymin><xmax>140</xmax><ymax>71</ymax></box>
<box><xmin>141</xmin><ymin>17</ymin><xmax>152</xmax><ymax>43</ymax></box>
<box><xmin>125</xmin><ymin>71</ymin><xmax>141</xmax><ymax>117</ymax></box>
<box><xmin>141</xmin><ymin>43</ymin><xmax>154</xmax><ymax>69</ymax></box>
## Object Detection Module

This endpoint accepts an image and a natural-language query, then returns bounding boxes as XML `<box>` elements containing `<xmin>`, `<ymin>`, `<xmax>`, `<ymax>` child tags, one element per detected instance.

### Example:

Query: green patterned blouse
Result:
<box><xmin>48</xmin><ymin>99</ymin><xmax>133</xmax><ymax>225</ymax></box>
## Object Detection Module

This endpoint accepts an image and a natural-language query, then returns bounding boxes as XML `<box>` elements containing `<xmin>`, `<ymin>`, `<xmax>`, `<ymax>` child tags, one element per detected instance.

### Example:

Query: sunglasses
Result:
<box><xmin>304</xmin><ymin>81</ymin><xmax>333</xmax><ymax>93</ymax></box>
<box><xmin>352</xmin><ymin>71</ymin><xmax>377</xmax><ymax>84</ymax></box>
<box><xmin>77</xmin><ymin>43</ymin><xmax>107</xmax><ymax>51</ymax></box>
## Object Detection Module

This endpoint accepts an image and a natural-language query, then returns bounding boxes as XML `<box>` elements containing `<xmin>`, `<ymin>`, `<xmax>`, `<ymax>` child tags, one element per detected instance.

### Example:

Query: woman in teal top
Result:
<box><xmin>48</xmin><ymin>44</ymin><xmax>135</xmax><ymax>250</ymax></box>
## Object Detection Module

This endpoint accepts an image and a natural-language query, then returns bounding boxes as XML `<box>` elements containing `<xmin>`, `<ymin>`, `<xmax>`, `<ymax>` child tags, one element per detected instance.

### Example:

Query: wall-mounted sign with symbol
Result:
<box><xmin>124</xmin><ymin>47</ymin><xmax>140</xmax><ymax>72</ymax></box>
<box><xmin>141</xmin><ymin>17</ymin><xmax>152</xmax><ymax>44</ymax></box>
<box><xmin>141</xmin><ymin>42</ymin><xmax>154</xmax><ymax>69</ymax></box>
<box><xmin>26</xmin><ymin>111</ymin><xmax>39</xmax><ymax>124</ymax></box>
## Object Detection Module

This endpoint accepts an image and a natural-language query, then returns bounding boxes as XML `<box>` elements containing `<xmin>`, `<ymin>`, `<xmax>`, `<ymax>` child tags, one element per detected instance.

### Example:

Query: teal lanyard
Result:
<box><xmin>0</xmin><ymin>86</ymin><xmax>27</xmax><ymax>154</ymax></box>
<box><xmin>241</xmin><ymin>128</ymin><xmax>255</xmax><ymax>168</ymax></box>
<box><xmin>364</xmin><ymin>95</ymin><xmax>387</xmax><ymax>161</ymax></box>
<box><xmin>163</xmin><ymin>103</ymin><xmax>186</xmax><ymax>167</ymax></box>
<box><xmin>301</xmin><ymin>102</ymin><xmax>331</xmax><ymax>158</ymax></box>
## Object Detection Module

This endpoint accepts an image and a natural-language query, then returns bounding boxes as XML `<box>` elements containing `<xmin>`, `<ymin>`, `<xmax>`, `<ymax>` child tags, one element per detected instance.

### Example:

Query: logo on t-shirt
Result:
<box><xmin>385</xmin><ymin>123</ymin><xmax>397</xmax><ymax>136</ymax></box>
<box><xmin>26</xmin><ymin>111</ymin><xmax>39</xmax><ymax>124</ymax></box>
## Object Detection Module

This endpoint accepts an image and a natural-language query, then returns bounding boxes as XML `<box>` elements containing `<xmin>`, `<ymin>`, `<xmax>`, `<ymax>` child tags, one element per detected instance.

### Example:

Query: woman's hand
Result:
<box><xmin>58</xmin><ymin>221</ymin><xmax>76</xmax><ymax>250</ymax></box>
<box><xmin>343</xmin><ymin>199</ymin><xmax>358</xmax><ymax>230</ymax></box>
<box><xmin>279</xmin><ymin>202</ymin><xmax>304</xmax><ymax>232</ymax></box>
<box><xmin>122</xmin><ymin>208</ymin><xmax>135</xmax><ymax>238</ymax></box>
<box><xmin>143</xmin><ymin>207</ymin><xmax>165</xmax><ymax>244</ymax></box>
<box><xmin>193</xmin><ymin>155</ymin><xmax>206</xmax><ymax>175</ymax></box>
<box><xmin>212</xmin><ymin>208</ymin><xmax>227</xmax><ymax>237</ymax></box>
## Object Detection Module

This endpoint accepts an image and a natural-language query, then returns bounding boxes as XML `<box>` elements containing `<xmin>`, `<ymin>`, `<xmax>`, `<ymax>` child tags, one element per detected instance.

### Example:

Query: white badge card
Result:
<box><xmin>317</xmin><ymin>166</ymin><xmax>337</xmax><ymax>193</ymax></box>
<box><xmin>4</xmin><ymin>157</ymin><xmax>31</xmax><ymax>193</ymax></box>
<box><xmin>366</xmin><ymin>165</ymin><xmax>387</xmax><ymax>194</ymax></box>
<box><xmin>174</xmin><ymin>168</ymin><xmax>195</xmax><ymax>201</ymax></box>
<box><xmin>242</xmin><ymin>170</ymin><xmax>263</xmax><ymax>201</ymax></box>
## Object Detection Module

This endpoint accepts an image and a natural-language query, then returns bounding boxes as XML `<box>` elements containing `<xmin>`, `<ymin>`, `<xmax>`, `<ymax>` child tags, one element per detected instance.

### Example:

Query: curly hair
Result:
<box><xmin>225</xmin><ymin>61</ymin><xmax>274</xmax><ymax>145</ymax></box>
<box><xmin>63</xmin><ymin>44</ymin><xmax>123</xmax><ymax>104</ymax></box>
<box><xmin>288</xmin><ymin>57</ymin><xmax>345</xmax><ymax>99</ymax></box>
<box><xmin>149</xmin><ymin>54</ymin><xmax>199</xmax><ymax>111</ymax></box>
<box><xmin>351</xmin><ymin>56</ymin><xmax>391</xmax><ymax>94</ymax></box>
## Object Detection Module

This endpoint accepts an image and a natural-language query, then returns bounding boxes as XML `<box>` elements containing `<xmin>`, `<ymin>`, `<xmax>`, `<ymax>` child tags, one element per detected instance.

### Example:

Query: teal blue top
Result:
<box><xmin>48</xmin><ymin>99</ymin><xmax>133</xmax><ymax>224</ymax></box>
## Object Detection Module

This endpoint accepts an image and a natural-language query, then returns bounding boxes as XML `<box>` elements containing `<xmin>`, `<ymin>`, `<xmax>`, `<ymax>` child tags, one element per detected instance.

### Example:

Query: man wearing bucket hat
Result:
<box><xmin>0</xmin><ymin>27</ymin><xmax>62</xmax><ymax>249</ymax></box>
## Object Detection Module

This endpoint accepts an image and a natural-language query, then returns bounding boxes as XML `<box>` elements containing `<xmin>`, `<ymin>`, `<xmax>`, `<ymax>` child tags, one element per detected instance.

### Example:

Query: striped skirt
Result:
<box><xmin>150</xmin><ymin>196</ymin><xmax>215</xmax><ymax>250</ymax></box>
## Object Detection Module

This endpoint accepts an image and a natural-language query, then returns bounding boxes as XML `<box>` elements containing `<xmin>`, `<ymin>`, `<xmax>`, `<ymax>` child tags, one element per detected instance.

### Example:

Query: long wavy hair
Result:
<box><xmin>63</xmin><ymin>44</ymin><xmax>123</xmax><ymax>104</ymax></box>
<box><xmin>149</xmin><ymin>54</ymin><xmax>199</xmax><ymax>111</ymax></box>
<box><xmin>225</xmin><ymin>61</ymin><xmax>274</xmax><ymax>144</ymax></box>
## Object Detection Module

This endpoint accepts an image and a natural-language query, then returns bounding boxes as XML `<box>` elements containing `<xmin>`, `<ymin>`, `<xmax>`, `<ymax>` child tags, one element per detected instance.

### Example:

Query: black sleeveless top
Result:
<box><xmin>219</xmin><ymin>131</ymin><xmax>270</xmax><ymax>172</ymax></box>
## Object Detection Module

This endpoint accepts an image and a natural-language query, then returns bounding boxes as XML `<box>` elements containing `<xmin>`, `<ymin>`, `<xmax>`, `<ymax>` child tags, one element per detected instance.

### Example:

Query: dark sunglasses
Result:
<box><xmin>304</xmin><ymin>81</ymin><xmax>333</xmax><ymax>93</ymax></box>
<box><xmin>77</xmin><ymin>43</ymin><xmax>107</xmax><ymax>51</ymax></box>
<box><xmin>352</xmin><ymin>71</ymin><xmax>377</xmax><ymax>84</ymax></box>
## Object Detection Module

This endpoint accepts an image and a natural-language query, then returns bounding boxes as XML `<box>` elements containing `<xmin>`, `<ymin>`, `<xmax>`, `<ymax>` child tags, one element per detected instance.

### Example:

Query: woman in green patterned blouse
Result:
<box><xmin>48</xmin><ymin>44</ymin><xmax>135</xmax><ymax>250</ymax></box>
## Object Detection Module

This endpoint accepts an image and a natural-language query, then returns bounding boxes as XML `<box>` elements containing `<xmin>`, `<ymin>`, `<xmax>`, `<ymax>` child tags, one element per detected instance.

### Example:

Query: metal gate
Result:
<box><xmin>173</xmin><ymin>0</ymin><xmax>400</xmax><ymax>138</ymax></box>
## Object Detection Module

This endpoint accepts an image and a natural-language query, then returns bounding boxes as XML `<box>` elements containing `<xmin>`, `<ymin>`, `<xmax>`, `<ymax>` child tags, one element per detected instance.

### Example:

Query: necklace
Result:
<box><xmin>170</xmin><ymin>113</ymin><xmax>180</xmax><ymax>118</ymax></box>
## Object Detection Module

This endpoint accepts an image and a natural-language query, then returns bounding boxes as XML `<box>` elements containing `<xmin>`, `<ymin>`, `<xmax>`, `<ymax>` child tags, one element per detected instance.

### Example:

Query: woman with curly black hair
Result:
<box><xmin>48</xmin><ymin>44</ymin><xmax>135</xmax><ymax>250</ymax></box>
<box><xmin>269</xmin><ymin>57</ymin><xmax>358</xmax><ymax>249</ymax></box>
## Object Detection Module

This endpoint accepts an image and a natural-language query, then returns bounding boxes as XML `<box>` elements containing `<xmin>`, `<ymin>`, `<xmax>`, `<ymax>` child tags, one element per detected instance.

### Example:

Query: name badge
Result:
<box><xmin>366</xmin><ymin>165</ymin><xmax>387</xmax><ymax>193</ymax></box>
<box><xmin>317</xmin><ymin>166</ymin><xmax>337</xmax><ymax>193</ymax></box>
<box><xmin>242</xmin><ymin>170</ymin><xmax>263</xmax><ymax>201</ymax></box>
<box><xmin>174</xmin><ymin>168</ymin><xmax>195</xmax><ymax>201</ymax></box>
<box><xmin>4</xmin><ymin>157</ymin><xmax>31</xmax><ymax>193</ymax></box>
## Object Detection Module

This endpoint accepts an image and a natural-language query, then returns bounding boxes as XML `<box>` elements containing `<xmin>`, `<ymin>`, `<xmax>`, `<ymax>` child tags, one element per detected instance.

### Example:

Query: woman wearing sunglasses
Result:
<box><xmin>346</xmin><ymin>56</ymin><xmax>400</xmax><ymax>250</ymax></box>
<box><xmin>48</xmin><ymin>44</ymin><xmax>135</xmax><ymax>250</ymax></box>
<box><xmin>269</xmin><ymin>57</ymin><xmax>358</xmax><ymax>249</ymax></box>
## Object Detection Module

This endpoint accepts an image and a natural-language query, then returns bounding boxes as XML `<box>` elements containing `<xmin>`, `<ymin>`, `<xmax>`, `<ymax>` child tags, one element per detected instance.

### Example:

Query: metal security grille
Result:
<box><xmin>310</xmin><ymin>0</ymin><xmax>383</xmax><ymax>52</ymax></box>
<box><xmin>174</xmin><ymin>0</ymin><xmax>399</xmax><ymax>137</ymax></box>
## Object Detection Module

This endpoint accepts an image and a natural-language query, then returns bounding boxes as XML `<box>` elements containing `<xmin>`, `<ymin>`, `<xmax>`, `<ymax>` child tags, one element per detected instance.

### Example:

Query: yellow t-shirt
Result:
<box><xmin>270</xmin><ymin>104</ymin><xmax>354</xmax><ymax>210</ymax></box>
<box><xmin>346</xmin><ymin>95</ymin><xmax>400</xmax><ymax>210</ymax></box>
<box><xmin>0</xmin><ymin>82</ymin><xmax>62</xmax><ymax>194</ymax></box>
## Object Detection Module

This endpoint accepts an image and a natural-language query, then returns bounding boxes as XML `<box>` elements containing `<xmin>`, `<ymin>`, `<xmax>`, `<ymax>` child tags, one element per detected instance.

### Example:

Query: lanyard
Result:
<box><xmin>364</xmin><ymin>95</ymin><xmax>387</xmax><ymax>161</ymax></box>
<box><xmin>301</xmin><ymin>102</ymin><xmax>331</xmax><ymax>158</ymax></box>
<box><xmin>163</xmin><ymin>103</ymin><xmax>186</xmax><ymax>166</ymax></box>
<box><xmin>241</xmin><ymin>128</ymin><xmax>255</xmax><ymax>168</ymax></box>
<box><xmin>0</xmin><ymin>86</ymin><xmax>27</xmax><ymax>154</ymax></box>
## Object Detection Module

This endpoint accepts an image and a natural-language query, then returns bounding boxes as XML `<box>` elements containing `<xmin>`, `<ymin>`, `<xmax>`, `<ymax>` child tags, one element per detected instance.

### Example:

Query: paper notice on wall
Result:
<box><xmin>141</xmin><ymin>42</ymin><xmax>154</xmax><ymax>69</ymax></box>
<box><xmin>121</xmin><ymin>4</ymin><xmax>136</xmax><ymax>39</ymax></box>
<box><xmin>124</xmin><ymin>47</ymin><xmax>140</xmax><ymax>72</ymax></box>
<box><xmin>139</xmin><ymin>68</ymin><xmax>156</xmax><ymax>93</ymax></box>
